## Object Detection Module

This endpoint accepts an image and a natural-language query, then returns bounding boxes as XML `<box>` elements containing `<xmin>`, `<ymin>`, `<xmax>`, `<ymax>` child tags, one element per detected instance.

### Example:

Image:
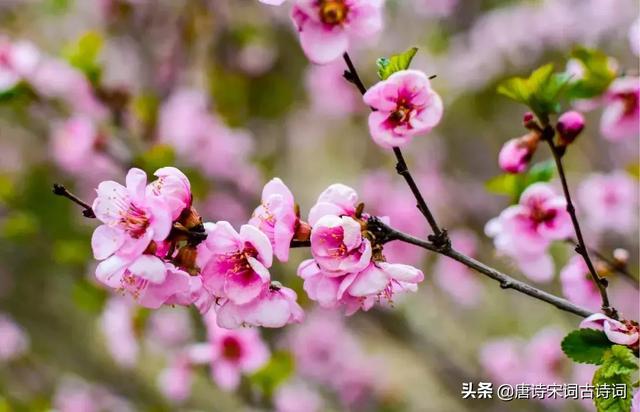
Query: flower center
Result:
<box><xmin>121</xmin><ymin>204</ymin><xmax>150</xmax><ymax>238</ymax></box>
<box><xmin>530</xmin><ymin>205</ymin><xmax>557</xmax><ymax>226</ymax></box>
<box><xmin>319</xmin><ymin>0</ymin><xmax>348</xmax><ymax>25</ymax></box>
<box><xmin>618</xmin><ymin>91</ymin><xmax>639</xmax><ymax>116</ymax></box>
<box><xmin>221</xmin><ymin>336</ymin><xmax>243</xmax><ymax>361</ymax></box>
<box><xmin>390</xmin><ymin>100</ymin><xmax>412</xmax><ymax>125</ymax></box>
<box><xmin>223</xmin><ymin>243</ymin><xmax>259</xmax><ymax>279</ymax></box>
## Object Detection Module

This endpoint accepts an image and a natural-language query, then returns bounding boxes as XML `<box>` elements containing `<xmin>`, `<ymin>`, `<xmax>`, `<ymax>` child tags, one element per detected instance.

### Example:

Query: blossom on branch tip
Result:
<box><xmin>147</xmin><ymin>167</ymin><xmax>192</xmax><ymax>220</ymax></box>
<box><xmin>310</xmin><ymin>215</ymin><xmax>372</xmax><ymax>275</ymax></box>
<box><xmin>201</xmin><ymin>222</ymin><xmax>273</xmax><ymax>305</ymax></box>
<box><xmin>498</xmin><ymin>131</ymin><xmax>540</xmax><ymax>174</ymax></box>
<box><xmin>556</xmin><ymin>111</ymin><xmax>585</xmax><ymax>145</ymax></box>
<box><xmin>291</xmin><ymin>0</ymin><xmax>384</xmax><ymax>64</ymax></box>
<box><xmin>580</xmin><ymin>313</ymin><xmax>639</xmax><ymax>347</ymax></box>
<box><xmin>250</xmin><ymin>178</ymin><xmax>300</xmax><ymax>262</ymax></box>
<box><xmin>363</xmin><ymin>70</ymin><xmax>443</xmax><ymax>149</ymax></box>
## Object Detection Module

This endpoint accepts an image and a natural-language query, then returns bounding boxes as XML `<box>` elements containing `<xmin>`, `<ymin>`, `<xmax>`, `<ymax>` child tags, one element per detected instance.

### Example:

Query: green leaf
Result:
<box><xmin>525</xmin><ymin>159</ymin><xmax>555</xmax><ymax>185</ymax></box>
<box><xmin>485</xmin><ymin>160</ymin><xmax>555</xmax><ymax>203</ymax></box>
<box><xmin>599</xmin><ymin>345</ymin><xmax>639</xmax><ymax>379</ymax></box>
<box><xmin>376</xmin><ymin>47</ymin><xmax>418</xmax><ymax>80</ymax></box>
<box><xmin>561</xmin><ymin>329</ymin><xmax>612</xmax><ymax>365</ymax></box>
<box><xmin>61</xmin><ymin>31</ymin><xmax>103</xmax><ymax>85</ymax></box>
<box><xmin>249</xmin><ymin>351</ymin><xmax>294</xmax><ymax>397</ymax></box>
<box><xmin>566</xmin><ymin>47</ymin><xmax>616</xmax><ymax>100</ymax></box>
<box><xmin>592</xmin><ymin>345</ymin><xmax>638</xmax><ymax>412</ymax></box>
<box><xmin>497</xmin><ymin>64</ymin><xmax>571</xmax><ymax>121</ymax></box>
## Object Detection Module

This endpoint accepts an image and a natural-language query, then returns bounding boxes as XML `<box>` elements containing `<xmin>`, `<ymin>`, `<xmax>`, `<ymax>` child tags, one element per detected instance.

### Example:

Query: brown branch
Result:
<box><xmin>366</xmin><ymin>217</ymin><xmax>594</xmax><ymax>318</ymax></box>
<box><xmin>543</xmin><ymin>129</ymin><xmax>617</xmax><ymax>318</ymax></box>
<box><xmin>52</xmin><ymin>184</ymin><xmax>96</xmax><ymax>218</ymax></box>
<box><xmin>566</xmin><ymin>239</ymin><xmax>639</xmax><ymax>288</ymax></box>
<box><xmin>341</xmin><ymin>52</ymin><xmax>449</xmax><ymax>248</ymax></box>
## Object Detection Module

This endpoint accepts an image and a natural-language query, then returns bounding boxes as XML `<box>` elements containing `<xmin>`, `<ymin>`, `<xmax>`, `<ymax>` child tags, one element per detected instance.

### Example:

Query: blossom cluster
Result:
<box><xmin>89</xmin><ymin>167</ymin><xmax>426</xmax><ymax>329</ymax></box>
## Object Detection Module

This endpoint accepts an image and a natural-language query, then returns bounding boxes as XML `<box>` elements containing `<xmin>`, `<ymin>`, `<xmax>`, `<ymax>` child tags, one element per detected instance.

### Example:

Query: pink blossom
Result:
<box><xmin>0</xmin><ymin>37</ymin><xmax>39</xmax><ymax>91</ymax></box>
<box><xmin>310</xmin><ymin>215</ymin><xmax>371</xmax><ymax>275</ymax></box>
<box><xmin>522</xmin><ymin>327</ymin><xmax>566</xmax><ymax>384</ymax></box>
<box><xmin>480</xmin><ymin>328</ymin><xmax>568</xmax><ymax>387</ymax></box>
<box><xmin>433</xmin><ymin>229</ymin><xmax>483</xmax><ymax>306</ymax></box>
<box><xmin>632</xmin><ymin>389</ymin><xmax>640</xmax><ymax>412</ymax></box>
<box><xmin>498</xmin><ymin>131</ymin><xmax>539</xmax><ymax>174</ymax></box>
<box><xmin>146</xmin><ymin>307</ymin><xmax>193</xmax><ymax>349</ymax></box>
<box><xmin>600</xmin><ymin>76</ymin><xmax>640</xmax><ymax>141</ymax></box>
<box><xmin>580</xmin><ymin>313</ymin><xmax>639</xmax><ymax>346</ymax></box>
<box><xmin>556</xmin><ymin>110</ymin><xmax>585</xmax><ymax>144</ymax></box>
<box><xmin>157</xmin><ymin>356</ymin><xmax>193</xmax><ymax>402</ymax></box>
<box><xmin>290</xmin><ymin>0</ymin><xmax>384</xmax><ymax>64</ymax></box>
<box><xmin>91</xmin><ymin>168</ymin><xmax>173</xmax><ymax>284</ymax></box>
<box><xmin>215</xmin><ymin>283</ymin><xmax>304</xmax><ymax>329</ymax></box>
<box><xmin>0</xmin><ymin>313</ymin><xmax>29</xmax><ymax>361</ymax></box>
<box><xmin>146</xmin><ymin>167</ymin><xmax>192</xmax><ymax>220</ymax></box>
<box><xmin>560</xmin><ymin>256</ymin><xmax>600</xmax><ymax>311</ymax></box>
<box><xmin>99</xmin><ymin>297</ymin><xmax>139</xmax><ymax>368</ymax></box>
<box><xmin>363</xmin><ymin>70</ymin><xmax>443</xmax><ymax>148</ymax></box>
<box><xmin>287</xmin><ymin>310</ymin><xmax>378</xmax><ymax>406</ymax></box>
<box><xmin>298</xmin><ymin>258</ymin><xmax>373</xmax><ymax>314</ymax></box>
<box><xmin>274</xmin><ymin>382</ymin><xmax>323</xmax><ymax>412</ymax></box>
<box><xmin>287</xmin><ymin>310</ymin><xmax>362</xmax><ymax>382</ymax></box>
<box><xmin>485</xmin><ymin>183</ymin><xmax>572</xmax><ymax>282</ymax></box>
<box><xmin>577</xmin><ymin>171</ymin><xmax>638</xmax><ymax>236</ymax></box>
<box><xmin>250</xmin><ymin>178</ymin><xmax>298</xmax><ymax>262</ymax></box>
<box><xmin>53</xmin><ymin>377</ymin><xmax>133</xmax><ymax>412</ymax></box>
<box><xmin>29</xmin><ymin>57</ymin><xmax>106</xmax><ymax>119</ymax></box>
<box><xmin>479</xmin><ymin>339</ymin><xmax>524</xmax><ymax>385</ymax></box>
<box><xmin>342</xmin><ymin>261</ymin><xmax>424</xmax><ymax>301</ymax></box>
<box><xmin>203</xmin><ymin>312</ymin><xmax>270</xmax><ymax>390</ymax></box>
<box><xmin>51</xmin><ymin>115</ymin><xmax>105</xmax><ymax>174</ymax></box>
<box><xmin>305</xmin><ymin>60</ymin><xmax>359</xmax><ymax>117</ymax></box>
<box><xmin>157</xmin><ymin>89</ymin><xmax>258</xmax><ymax>185</ymax></box>
<box><xmin>308</xmin><ymin>183</ymin><xmax>359</xmax><ymax>225</ymax></box>
<box><xmin>201</xmin><ymin>222</ymin><xmax>272</xmax><ymax>305</ymax></box>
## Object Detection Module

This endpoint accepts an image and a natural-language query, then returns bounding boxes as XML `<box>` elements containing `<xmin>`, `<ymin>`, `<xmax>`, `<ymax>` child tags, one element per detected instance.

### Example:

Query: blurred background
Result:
<box><xmin>0</xmin><ymin>0</ymin><xmax>638</xmax><ymax>411</ymax></box>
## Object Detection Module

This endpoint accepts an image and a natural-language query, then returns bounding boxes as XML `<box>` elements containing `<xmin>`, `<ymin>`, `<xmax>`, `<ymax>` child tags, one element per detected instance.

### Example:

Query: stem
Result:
<box><xmin>367</xmin><ymin>217</ymin><xmax>594</xmax><ymax>318</ymax></box>
<box><xmin>341</xmin><ymin>52</ymin><xmax>449</xmax><ymax>248</ymax></box>
<box><xmin>543</xmin><ymin>132</ymin><xmax>617</xmax><ymax>318</ymax></box>
<box><xmin>52</xmin><ymin>184</ymin><xmax>96</xmax><ymax>218</ymax></box>
<box><xmin>566</xmin><ymin>239</ymin><xmax>639</xmax><ymax>288</ymax></box>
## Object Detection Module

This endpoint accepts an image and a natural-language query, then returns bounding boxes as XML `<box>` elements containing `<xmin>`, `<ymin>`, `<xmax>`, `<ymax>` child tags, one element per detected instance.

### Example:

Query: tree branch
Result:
<box><xmin>341</xmin><ymin>52</ymin><xmax>449</xmax><ymax>248</ymax></box>
<box><xmin>52</xmin><ymin>184</ymin><xmax>96</xmax><ymax>218</ymax></box>
<box><xmin>543</xmin><ymin>130</ymin><xmax>617</xmax><ymax>319</ymax></box>
<box><xmin>366</xmin><ymin>217</ymin><xmax>594</xmax><ymax>318</ymax></box>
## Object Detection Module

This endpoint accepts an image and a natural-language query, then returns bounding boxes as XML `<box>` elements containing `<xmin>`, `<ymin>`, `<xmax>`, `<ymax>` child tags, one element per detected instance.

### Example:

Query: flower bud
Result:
<box><xmin>498</xmin><ymin>131</ymin><xmax>540</xmax><ymax>174</ymax></box>
<box><xmin>523</xmin><ymin>111</ymin><xmax>539</xmax><ymax>130</ymax></box>
<box><xmin>556</xmin><ymin>111</ymin><xmax>585</xmax><ymax>145</ymax></box>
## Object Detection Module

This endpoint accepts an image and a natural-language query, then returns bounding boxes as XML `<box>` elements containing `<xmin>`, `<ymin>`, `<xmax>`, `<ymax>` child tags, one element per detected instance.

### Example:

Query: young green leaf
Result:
<box><xmin>566</xmin><ymin>47</ymin><xmax>617</xmax><ymax>100</ymax></box>
<box><xmin>592</xmin><ymin>345</ymin><xmax>639</xmax><ymax>412</ymax></box>
<box><xmin>497</xmin><ymin>64</ymin><xmax>572</xmax><ymax>121</ymax></box>
<box><xmin>61</xmin><ymin>31</ymin><xmax>104</xmax><ymax>85</ymax></box>
<box><xmin>376</xmin><ymin>47</ymin><xmax>418</xmax><ymax>80</ymax></box>
<box><xmin>485</xmin><ymin>160</ymin><xmax>555</xmax><ymax>203</ymax></box>
<box><xmin>561</xmin><ymin>329</ymin><xmax>612</xmax><ymax>365</ymax></box>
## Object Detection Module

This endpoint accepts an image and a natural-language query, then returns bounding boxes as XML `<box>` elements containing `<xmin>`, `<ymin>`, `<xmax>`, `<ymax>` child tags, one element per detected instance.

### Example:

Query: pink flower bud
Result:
<box><xmin>522</xmin><ymin>111</ymin><xmax>538</xmax><ymax>129</ymax></box>
<box><xmin>498</xmin><ymin>132</ymin><xmax>539</xmax><ymax>174</ymax></box>
<box><xmin>556</xmin><ymin>111</ymin><xmax>585</xmax><ymax>144</ymax></box>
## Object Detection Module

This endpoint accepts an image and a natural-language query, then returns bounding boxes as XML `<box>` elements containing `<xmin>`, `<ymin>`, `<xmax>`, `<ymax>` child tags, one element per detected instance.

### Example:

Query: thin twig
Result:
<box><xmin>341</xmin><ymin>52</ymin><xmax>449</xmax><ymax>248</ymax></box>
<box><xmin>52</xmin><ymin>184</ymin><xmax>96</xmax><ymax>218</ymax></box>
<box><xmin>543</xmin><ymin>130</ymin><xmax>617</xmax><ymax>318</ymax></box>
<box><xmin>366</xmin><ymin>217</ymin><xmax>594</xmax><ymax>318</ymax></box>
<box><xmin>566</xmin><ymin>239</ymin><xmax>639</xmax><ymax>288</ymax></box>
